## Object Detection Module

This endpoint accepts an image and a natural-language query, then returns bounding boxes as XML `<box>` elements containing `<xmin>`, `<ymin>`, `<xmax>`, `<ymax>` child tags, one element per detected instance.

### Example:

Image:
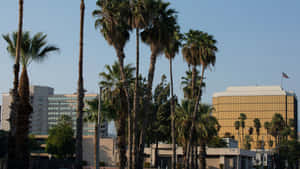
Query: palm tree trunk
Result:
<box><xmin>75</xmin><ymin>1</ymin><xmax>85</xmax><ymax>169</ymax></box>
<box><xmin>16</xmin><ymin>67</ymin><xmax>32</xmax><ymax>169</ymax></box>
<box><xmin>132</xmin><ymin>28</ymin><xmax>140</xmax><ymax>169</ymax></box>
<box><xmin>117</xmin><ymin>116</ymin><xmax>127</xmax><ymax>169</ymax></box>
<box><xmin>8</xmin><ymin>0</ymin><xmax>23</xmax><ymax>168</ymax></box>
<box><xmin>199</xmin><ymin>143</ymin><xmax>206</xmax><ymax>169</ymax></box>
<box><xmin>195</xmin><ymin>145</ymin><xmax>198</xmax><ymax>169</ymax></box>
<box><xmin>187</xmin><ymin>66</ymin><xmax>206</xmax><ymax>169</ymax></box>
<box><xmin>169</xmin><ymin>58</ymin><xmax>176</xmax><ymax>169</ymax></box>
<box><xmin>191</xmin><ymin>66</ymin><xmax>197</xmax><ymax>98</ymax></box>
<box><xmin>190</xmin><ymin>144</ymin><xmax>194</xmax><ymax>169</ymax></box>
<box><xmin>155</xmin><ymin>140</ymin><xmax>159</xmax><ymax>168</ymax></box>
<box><xmin>137</xmin><ymin>52</ymin><xmax>158</xmax><ymax>169</ymax></box>
<box><xmin>115</xmin><ymin>52</ymin><xmax>131</xmax><ymax>169</ymax></box>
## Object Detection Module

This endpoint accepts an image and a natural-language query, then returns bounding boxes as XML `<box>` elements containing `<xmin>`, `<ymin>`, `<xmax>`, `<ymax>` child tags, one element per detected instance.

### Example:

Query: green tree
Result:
<box><xmin>128</xmin><ymin>1</ymin><xmax>154</xmax><ymax>167</ymax></box>
<box><xmin>3</xmin><ymin>31</ymin><xmax>58</xmax><ymax>168</ymax></box>
<box><xmin>234</xmin><ymin>121</ymin><xmax>240</xmax><ymax>145</ymax></box>
<box><xmin>270</xmin><ymin>113</ymin><xmax>285</xmax><ymax>146</ymax></box>
<box><xmin>264</xmin><ymin>121</ymin><xmax>271</xmax><ymax>147</ymax></box>
<box><xmin>46</xmin><ymin>116</ymin><xmax>75</xmax><ymax>159</ymax></box>
<box><xmin>181</xmin><ymin>30</ymin><xmax>217</xmax><ymax>169</ymax></box>
<box><xmin>164</xmin><ymin>26</ymin><xmax>182</xmax><ymax>169</ymax></box>
<box><xmin>253</xmin><ymin>118</ymin><xmax>261</xmax><ymax>149</ymax></box>
<box><xmin>75</xmin><ymin>0</ymin><xmax>86</xmax><ymax>168</ymax></box>
<box><xmin>238</xmin><ymin>113</ymin><xmax>247</xmax><ymax>146</ymax></box>
<box><xmin>99</xmin><ymin>62</ymin><xmax>135</xmax><ymax>169</ymax></box>
<box><xmin>243</xmin><ymin>135</ymin><xmax>253</xmax><ymax>150</ymax></box>
<box><xmin>93</xmin><ymin>3</ymin><xmax>132</xmax><ymax>168</ymax></box>
<box><xmin>181</xmin><ymin>69</ymin><xmax>205</xmax><ymax>100</ymax></box>
<box><xmin>138</xmin><ymin>2</ymin><xmax>178</xmax><ymax>168</ymax></box>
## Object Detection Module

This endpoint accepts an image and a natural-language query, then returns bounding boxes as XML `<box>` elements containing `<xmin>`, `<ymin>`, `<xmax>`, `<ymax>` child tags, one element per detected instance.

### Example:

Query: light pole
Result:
<box><xmin>95</xmin><ymin>87</ymin><xmax>102</xmax><ymax>169</ymax></box>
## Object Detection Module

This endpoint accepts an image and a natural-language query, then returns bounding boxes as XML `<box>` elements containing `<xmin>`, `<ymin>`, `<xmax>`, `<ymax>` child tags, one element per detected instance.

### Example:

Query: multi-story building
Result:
<box><xmin>212</xmin><ymin>86</ymin><xmax>298</xmax><ymax>149</ymax></box>
<box><xmin>1</xmin><ymin>86</ymin><xmax>54</xmax><ymax>134</ymax></box>
<box><xmin>1</xmin><ymin>86</ymin><xmax>108</xmax><ymax>137</ymax></box>
<box><xmin>48</xmin><ymin>94</ymin><xmax>108</xmax><ymax>136</ymax></box>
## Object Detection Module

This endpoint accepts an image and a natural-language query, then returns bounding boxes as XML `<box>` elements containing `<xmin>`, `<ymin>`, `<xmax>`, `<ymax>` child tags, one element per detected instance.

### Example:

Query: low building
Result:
<box><xmin>144</xmin><ymin>144</ymin><xmax>255</xmax><ymax>169</ymax></box>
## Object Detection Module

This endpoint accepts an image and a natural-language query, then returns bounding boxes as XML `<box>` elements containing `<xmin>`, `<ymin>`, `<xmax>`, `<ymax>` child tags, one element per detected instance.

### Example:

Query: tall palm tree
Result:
<box><xmin>182</xmin><ymin>30</ymin><xmax>217</xmax><ymax>169</ymax></box>
<box><xmin>75</xmin><ymin>0</ymin><xmax>85</xmax><ymax>169</ymax></box>
<box><xmin>128</xmin><ymin>1</ymin><xmax>154</xmax><ymax>167</ymax></box>
<box><xmin>7</xmin><ymin>0</ymin><xmax>24</xmax><ymax>167</ymax></box>
<box><xmin>234</xmin><ymin>121</ymin><xmax>241</xmax><ymax>146</ymax></box>
<box><xmin>138</xmin><ymin>1</ymin><xmax>177</xmax><ymax>168</ymax></box>
<box><xmin>239</xmin><ymin>113</ymin><xmax>247</xmax><ymax>146</ymax></box>
<box><xmin>93</xmin><ymin>2</ymin><xmax>132</xmax><ymax>168</ymax></box>
<box><xmin>270</xmin><ymin>113</ymin><xmax>285</xmax><ymax>146</ymax></box>
<box><xmin>164</xmin><ymin>27</ymin><xmax>181</xmax><ymax>169</ymax></box>
<box><xmin>253</xmin><ymin>118</ymin><xmax>261</xmax><ymax>149</ymax></box>
<box><xmin>100</xmin><ymin>62</ymin><xmax>135</xmax><ymax>169</ymax></box>
<box><xmin>3</xmin><ymin>31</ymin><xmax>59</xmax><ymax>168</ymax></box>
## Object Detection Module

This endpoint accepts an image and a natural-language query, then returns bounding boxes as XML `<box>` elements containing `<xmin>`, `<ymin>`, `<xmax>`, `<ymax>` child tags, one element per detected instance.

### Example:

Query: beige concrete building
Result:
<box><xmin>212</xmin><ymin>86</ymin><xmax>298</xmax><ymax>149</ymax></box>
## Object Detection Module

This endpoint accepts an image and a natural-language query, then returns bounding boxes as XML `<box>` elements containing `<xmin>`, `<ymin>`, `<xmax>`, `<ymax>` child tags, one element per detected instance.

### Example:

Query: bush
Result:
<box><xmin>219</xmin><ymin>164</ymin><xmax>224</xmax><ymax>169</ymax></box>
<box><xmin>144</xmin><ymin>162</ymin><xmax>151</xmax><ymax>168</ymax></box>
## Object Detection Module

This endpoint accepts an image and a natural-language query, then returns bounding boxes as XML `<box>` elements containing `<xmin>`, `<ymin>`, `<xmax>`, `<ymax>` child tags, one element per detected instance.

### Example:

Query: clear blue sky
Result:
<box><xmin>0</xmin><ymin>0</ymin><xmax>300</xmax><ymax>129</ymax></box>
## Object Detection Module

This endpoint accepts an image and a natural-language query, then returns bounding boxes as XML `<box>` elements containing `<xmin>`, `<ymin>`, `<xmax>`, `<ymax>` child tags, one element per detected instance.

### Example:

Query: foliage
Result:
<box><xmin>46</xmin><ymin>115</ymin><xmax>75</xmax><ymax>159</ymax></box>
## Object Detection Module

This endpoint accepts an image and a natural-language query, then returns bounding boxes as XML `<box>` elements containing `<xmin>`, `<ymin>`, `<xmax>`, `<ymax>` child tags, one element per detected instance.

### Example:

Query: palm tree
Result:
<box><xmin>75</xmin><ymin>0</ymin><xmax>85</xmax><ymax>169</ymax></box>
<box><xmin>234</xmin><ymin>121</ymin><xmax>241</xmax><ymax>146</ymax></box>
<box><xmin>181</xmin><ymin>69</ymin><xmax>205</xmax><ymax>100</ymax></box>
<box><xmin>196</xmin><ymin>104</ymin><xmax>219</xmax><ymax>169</ymax></box>
<box><xmin>128</xmin><ymin>1</ymin><xmax>154</xmax><ymax>167</ymax></box>
<box><xmin>138</xmin><ymin>2</ymin><xmax>177</xmax><ymax>168</ymax></box>
<box><xmin>182</xmin><ymin>30</ymin><xmax>217</xmax><ymax>169</ymax></box>
<box><xmin>7</xmin><ymin>0</ymin><xmax>24</xmax><ymax>167</ymax></box>
<box><xmin>3</xmin><ymin>31</ymin><xmax>59</xmax><ymax>168</ymax></box>
<box><xmin>253</xmin><ymin>118</ymin><xmax>261</xmax><ymax>149</ymax></box>
<box><xmin>270</xmin><ymin>113</ymin><xmax>285</xmax><ymax>146</ymax></box>
<box><xmin>100</xmin><ymin>62</ymin><xmax>135</xmax><ymax>169</ymax></box>
<box><xmin>164</xmin><ymin>26</ymin><xmax>181</xmax><ymax>169</ymax></box>
<box><xmin>264</xmin><ymin>121</ymin><xmax>271</xmax><ymax>148</ymax></box>
<box><xmin>238</xmin><ymin>113</ymin><xmax>247</xmax><ymax>146</ymax></box>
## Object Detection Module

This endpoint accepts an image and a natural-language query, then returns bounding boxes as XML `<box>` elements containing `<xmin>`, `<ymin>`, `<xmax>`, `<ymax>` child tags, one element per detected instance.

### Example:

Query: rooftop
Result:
<box><xmin>213</xmin><ymin>86</ymin><xmax>295</xmax><ymax>97</ymax></box>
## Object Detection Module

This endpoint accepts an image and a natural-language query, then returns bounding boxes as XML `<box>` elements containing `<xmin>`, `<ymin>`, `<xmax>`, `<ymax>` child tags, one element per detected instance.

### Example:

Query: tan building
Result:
<box><xmin>212</xmin><ymin>86</ymin><xmax>298</xmax><ymax>149</ymax></box>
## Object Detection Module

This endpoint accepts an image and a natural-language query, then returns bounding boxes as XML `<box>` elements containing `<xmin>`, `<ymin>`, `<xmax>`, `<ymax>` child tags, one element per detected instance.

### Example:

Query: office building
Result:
<box><xmin>48</xmin><ymin>94</ymin><xmax>108</xmax><ymax>136</ymax></box>
<box><xmin>1</xmin><ymin>86</ymin><xmax>54</xmax><ymax>134</ymax></box>
<box><xmin>212</xmin><ymin>86</ymin><xmax>298</xmax><ymax>149</ymax></box>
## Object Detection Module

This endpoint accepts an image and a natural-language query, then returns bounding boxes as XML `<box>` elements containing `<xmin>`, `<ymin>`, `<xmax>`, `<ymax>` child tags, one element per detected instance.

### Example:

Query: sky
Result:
<box><xmin>0</xmin><ymin>0</ymin><xmax>300</xmax><ymax>132</ymax></box>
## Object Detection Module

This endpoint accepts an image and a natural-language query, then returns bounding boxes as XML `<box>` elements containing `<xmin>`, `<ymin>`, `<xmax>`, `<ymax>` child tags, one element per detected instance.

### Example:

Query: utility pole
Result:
<box><xmin>96</xmin><ymin>87</ymin><xmax>102</xmax><ymax>169</ymax></box>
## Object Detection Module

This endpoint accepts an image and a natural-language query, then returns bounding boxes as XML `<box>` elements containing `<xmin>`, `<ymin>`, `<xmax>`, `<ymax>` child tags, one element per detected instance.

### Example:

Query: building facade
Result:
<box><xmin>1</xmin><ymin>86</ymin><xmax>54</xmax><ymax>134</ymax></box>
<box><xmin>212</xmin><ymin>86</ymin><xmax>298</xmax><ymax>149</ymax></box>
<box><xmin>48</xmin><ymin>94</ymin><xmax>108</xmax><ymax>136</ymax></box>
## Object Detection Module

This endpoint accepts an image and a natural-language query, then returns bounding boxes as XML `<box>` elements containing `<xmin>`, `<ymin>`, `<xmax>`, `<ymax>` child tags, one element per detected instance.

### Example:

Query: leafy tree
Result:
<box><xmin>238</xmin><ymin>113</ymin><xmax>247</xmax><ymax>146</ymax></box>
<box><xmin>181</xmin><ymin>69</ymin><xmax>205</xmax><ymax>100</ymax></box>
<box><xmin>46</xmin><ymin>115</ymin><xmax>75</xmax><ymax>159</ymax></box>
<box><xmin>270</xmin><ymin>113</ymin><xmax>285</xmax><ymax>146</ymax></box>
<box><xmin>234</xmin><ymin>121</ymin><xmax>240</xmax><ymax>145</ymax></box>
<box><xmin>3</xmin><ymin>31</ymin><xmax>58</xmax><ymax>168</ymax></box>
<box><xmin>181</xmin><ymin>30</ymin><xmax>218</xmax><ymax>169</ymax></box>
<box><xmin>138</xmin><ymin>2</ymin><xmax>178</xmax><ymax>168</ymax></box>
<box><xmin>93</xmin><ymin>2</ymin><xmax>132</xmax><ymax>168</ymax></box>
<box><xmin>243</xmin><ymin>135</ymin><xmax>253</xmax><ymax>150</ymax></box>
<box><xmin>99</xmin><ymin>62</ymin><xmax>135</xmax><ymax>169</ymax></box>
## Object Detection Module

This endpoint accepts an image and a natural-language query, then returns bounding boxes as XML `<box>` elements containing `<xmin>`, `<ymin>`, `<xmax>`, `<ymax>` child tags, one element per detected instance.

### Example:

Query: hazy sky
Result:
<box><xmin>0</xmin><ymin>0</ymin><xmax>300</xmax><ymax>129</ymax></box>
